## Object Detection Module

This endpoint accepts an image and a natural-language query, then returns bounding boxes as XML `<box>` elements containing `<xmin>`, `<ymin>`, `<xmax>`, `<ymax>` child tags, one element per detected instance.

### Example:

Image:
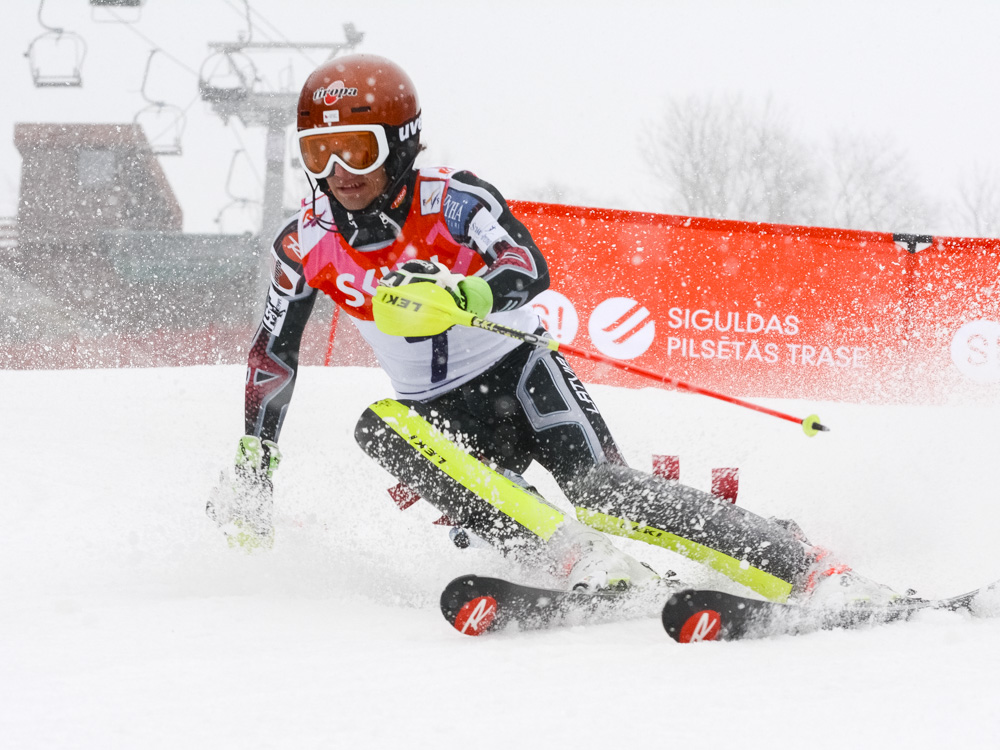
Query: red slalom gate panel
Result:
<box><xmin>652</xmin><ymin>455</ymin><xmax>740</xmax><ymax>503</ymax></box>
<box><xmin>506</xmin><ymin>202</ymin><xmax>1000</xmax><ymax>405</ymax></box>
<box><xmin>711</xmin><ymin>468</ymin><xmax>740</xmax><ymax>504</ymax></box>
<box><xmin>387</xmin><ymin>482</ymin><xmax>421</xmax><ymax>511</ymax></box>
<box><xmin>321</xmin><ymin>201</ymin><xmax>1000</xmax><ymax>405</ymax></box>
<box><xmin>652</xmin><ymin>454</ymin><xmax>680</xmax><ymax>481</ymax></box>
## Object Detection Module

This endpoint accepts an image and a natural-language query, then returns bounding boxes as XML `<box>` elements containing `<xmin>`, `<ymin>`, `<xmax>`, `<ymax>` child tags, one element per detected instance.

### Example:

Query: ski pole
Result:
<box><xmin>373</xmin><ymin>284</ymin><xmax>829</xmax><ymax>437</ymax></box>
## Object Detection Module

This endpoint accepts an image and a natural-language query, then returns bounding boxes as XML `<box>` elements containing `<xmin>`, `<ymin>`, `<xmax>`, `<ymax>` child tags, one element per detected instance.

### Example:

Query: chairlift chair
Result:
<box><xmin>214</xmin><ymin>149</ymin><xmax>261</xmax><ymax>234</ymax></box>
<box><xmin>134</xmin><ymin>104</ymin><xmax>186</xmax><ymax>156</ymax></box>
<box><xmin>214</xmin><ymin>200</ymin><xmax>262</xmax><ymax>235</ymax></box>
<box><xmin>134</xmin><ymin>49</ymin><xmax>185</xmax><ymax>156</ymax></box>
<box><xmin>343</xmin><ymin>23</ymin><xmax>365</xmax><ymax>47</ymax></box>
<box><xmin>25</xmin><ymin>30</ymin><xmax>87</xmax><ymax>87</ymax></box>
<box><xmin>90</xmin><ymin>0</ymin><xmax>144</xmax><ymax>23</ymax></box>
<box><xmin>198</xmin><ymin>50</ymin><xmax>257</xmax><ymax>106</ymax></box>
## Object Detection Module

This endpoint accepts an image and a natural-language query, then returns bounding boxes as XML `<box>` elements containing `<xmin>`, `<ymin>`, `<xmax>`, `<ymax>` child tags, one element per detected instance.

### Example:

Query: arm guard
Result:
<box><xmin>245</xmin><ymin>220</ymin><xmax>318</xmax><ymax>442</ymax></box>
<box><xmin>442</xmin><ymin>171</ymin><xmax>550</xmax><ymax>312</ymax></box>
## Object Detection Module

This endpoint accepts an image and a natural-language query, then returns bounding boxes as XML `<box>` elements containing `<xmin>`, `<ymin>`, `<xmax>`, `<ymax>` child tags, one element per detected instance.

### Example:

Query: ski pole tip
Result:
<box><xmin>801</xmin><ymin>414</ymin><xmax>829</xmax><ymax>437</ymax></box>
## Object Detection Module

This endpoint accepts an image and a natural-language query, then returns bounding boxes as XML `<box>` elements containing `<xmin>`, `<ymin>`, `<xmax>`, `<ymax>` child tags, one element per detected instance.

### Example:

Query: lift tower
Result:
<box><xmin>198</xmin><ymin>24</ymin><xmax>364</xmax><ymax>245</ymax></box>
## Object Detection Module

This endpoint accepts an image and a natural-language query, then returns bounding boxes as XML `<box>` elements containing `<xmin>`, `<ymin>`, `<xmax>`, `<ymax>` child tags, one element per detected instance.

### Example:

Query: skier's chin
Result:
<box><xmin>328</xmin><ymin>169</ymin><xmax>387</xmax><ymax>212</ymax></box>
<box><xmin>331</xmin><ymin>186</ymin><xmax>379</xmax><ymax>211</ymax></box>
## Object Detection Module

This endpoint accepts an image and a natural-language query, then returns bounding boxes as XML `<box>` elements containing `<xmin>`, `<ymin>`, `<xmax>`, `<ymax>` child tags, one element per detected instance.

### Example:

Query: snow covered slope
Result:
<box><xmin>3</xmin><ymin>365</ymin><xmax>999</xmax><ymax>749</ymax></box>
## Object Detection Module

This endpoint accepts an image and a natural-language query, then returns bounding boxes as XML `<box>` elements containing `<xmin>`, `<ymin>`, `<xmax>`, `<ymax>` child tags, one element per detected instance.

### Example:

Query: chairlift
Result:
<box><xmin>198</xmin><ymin>49</ymin><xmax>257</xmax><ymax>106</ymax></box>
<box><xmin>133</xmin><ymin>50</ymin><xmax>185</xmax><ymax>156</ymax></box>
<box><xmin>320</xmin><ymin>23</ymin><xmax>365</xmax><ymax>62</ymax></box>
<box><xmin>214</xmin><ymin>150</ymin><xmax>261</xmax><ymax>234</ymax></box>
<box><xmin>343</xmin><ymin>23</ymin><xmax>365</xmax><ymax>48</ymax></box>
<box><xmin>135</xmin><ymin>105</ymin><xmax>186</xmax><ymax>156</ymax></box>
<box><xmin>25</xmin><ymin>1</ymin><xmax>87</xmax><ymax>87</ymax></box>
<box><xmin>214</xmin><ymin>200</ymin><xmax>262</xmax><ymax>235</ymax></box>
<box><xmin>90</xmin><ymin>0</ymin><xmax>144</xmax><ymax>24</ymax></box>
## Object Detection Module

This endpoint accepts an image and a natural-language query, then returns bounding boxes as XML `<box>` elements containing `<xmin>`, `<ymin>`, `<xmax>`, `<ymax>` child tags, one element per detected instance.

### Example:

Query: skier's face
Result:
<box><xmin>327</xmin><ymin>163</ymin><xmax>388</xmax><ymax>211</ymax></box>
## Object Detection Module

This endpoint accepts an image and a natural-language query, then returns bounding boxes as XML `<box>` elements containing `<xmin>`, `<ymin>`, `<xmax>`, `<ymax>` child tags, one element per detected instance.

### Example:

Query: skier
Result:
<box><xmin>209</xmin><ymin>53</ymin><xmax>897</xmax><ymax>604</ymax></box>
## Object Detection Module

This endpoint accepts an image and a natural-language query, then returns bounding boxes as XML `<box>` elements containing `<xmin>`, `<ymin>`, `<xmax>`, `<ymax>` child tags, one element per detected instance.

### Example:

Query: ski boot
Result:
<box><xmin>549</xmin><ymin>521</ymin><xmax>659</xmax><ymax>592</ymax></box>
<box><xmin>795</xmin><ymin>546</ymin><xmax>905</xmax><ymax>608</ymax></box>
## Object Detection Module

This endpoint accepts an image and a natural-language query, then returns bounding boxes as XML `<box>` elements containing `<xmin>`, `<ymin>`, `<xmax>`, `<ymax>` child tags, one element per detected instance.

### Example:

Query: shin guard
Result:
<box><xmin>355</xmin><ymin>398</ymin><xmax>565</xmax><ymax>548</ymax></box>
<box><xmin>573</xmin><ymin>464</ymin><xmax>809</xmax><ymax>601</ymax></box>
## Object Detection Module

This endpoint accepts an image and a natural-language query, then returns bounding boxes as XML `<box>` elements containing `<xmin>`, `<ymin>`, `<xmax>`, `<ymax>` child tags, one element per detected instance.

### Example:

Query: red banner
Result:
<box><xmin>505</xmin><ymin>202</ymin><xmax>1000</xmax><ymax>405</ymax></box>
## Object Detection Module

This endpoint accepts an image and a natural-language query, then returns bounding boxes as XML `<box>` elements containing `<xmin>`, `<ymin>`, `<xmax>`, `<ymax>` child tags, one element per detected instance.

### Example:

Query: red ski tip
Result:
<box><xmin>678</xmin><ymin>609</ymin><xmax>722</xmax><ymax>643</ymax></box>
<box><xmin>453</xmin><ymin>595</ymin><xmax>498</xmax><ymax>636</ymax></box>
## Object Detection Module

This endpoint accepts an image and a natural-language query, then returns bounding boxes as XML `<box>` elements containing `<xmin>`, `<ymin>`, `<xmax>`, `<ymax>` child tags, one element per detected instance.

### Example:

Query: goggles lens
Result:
<box><xmin>298</xmin><ymin>128</ymin><xmax>386</xmax><ymax>177</ymax></box>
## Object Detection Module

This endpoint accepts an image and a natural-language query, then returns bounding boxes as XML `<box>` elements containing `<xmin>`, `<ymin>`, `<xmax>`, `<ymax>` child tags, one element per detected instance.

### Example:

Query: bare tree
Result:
<box><xmin>643</xmin><ymin>95</ymin><xmax>940</xmax><ymax>233</ymax></box>
<box><xmin>642</xmin><ymin>95</ymin><xmax>825</xmax><ymax>225</ymax></box>
<box><xmin>825</xmin><ymin>133</ymin><xmax>938</xmax><ymax>232</ymax></box>
<box><xmin>954</xmin><ymin>167</ymin><xmax>1000</xmax><ymax>237</ymax></box>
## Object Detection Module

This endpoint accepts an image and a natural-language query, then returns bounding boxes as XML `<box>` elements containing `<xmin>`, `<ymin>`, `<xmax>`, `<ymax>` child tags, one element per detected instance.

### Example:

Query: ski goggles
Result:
<box><xmin>297</xmin><ymin>124</ymin><xmax>390</xmax><ymax>178</ymax></box>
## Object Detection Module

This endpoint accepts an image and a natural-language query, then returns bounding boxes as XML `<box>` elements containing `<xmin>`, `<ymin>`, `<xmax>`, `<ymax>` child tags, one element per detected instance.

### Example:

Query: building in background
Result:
<box><xmin>2</xmin><ymin>122</ymin><xmax>271</xmax><ymax>368</ymax></box>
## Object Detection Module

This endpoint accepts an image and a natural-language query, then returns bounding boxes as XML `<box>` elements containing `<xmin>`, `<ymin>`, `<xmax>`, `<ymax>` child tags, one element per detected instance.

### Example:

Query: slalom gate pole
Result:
<box><xmin>467</xmin><ymin>316</ymin><xmax>828</xmax><ymax>437</ymax></box>
<box><xmin>372</xmin><ymin>284</ymin><xmax>829</xmax><ymax>437</ymax></box>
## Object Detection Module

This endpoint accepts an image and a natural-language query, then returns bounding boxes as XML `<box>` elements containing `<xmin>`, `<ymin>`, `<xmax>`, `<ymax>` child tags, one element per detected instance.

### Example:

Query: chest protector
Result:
<box><xmin>297</xmin><ymin>167</ymin><xmax>485</xmax><ymax>321</ymax></box>
<box><xmin>292</xmin><ymin>167</ymin><xmax>536</xmax><ymax>400</ymax></box>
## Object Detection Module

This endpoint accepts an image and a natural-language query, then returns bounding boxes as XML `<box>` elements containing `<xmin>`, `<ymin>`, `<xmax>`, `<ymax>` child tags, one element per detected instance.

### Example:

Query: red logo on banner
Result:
<box><xmin>530</xmin><ymin>290</ymin><xmax>579</xmax><ymax>343</ymax></box>
<box><xmin>589</xmin><ymin>297</ymin><xmax>655</xmax><ymax>360</ymax></box>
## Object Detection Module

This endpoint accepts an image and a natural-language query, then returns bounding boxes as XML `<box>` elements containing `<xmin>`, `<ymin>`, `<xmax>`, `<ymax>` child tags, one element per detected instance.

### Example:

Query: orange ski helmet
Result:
<box><xmin>297</xmin><ymin>54</ymin><xmax>421</xmax><ymax>194</ymax></box>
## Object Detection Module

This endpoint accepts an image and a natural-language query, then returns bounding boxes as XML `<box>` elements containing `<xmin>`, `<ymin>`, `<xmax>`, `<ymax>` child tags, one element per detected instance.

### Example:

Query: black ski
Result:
<box><xmin>440</xmin><ymin>574</ymin><xmax>681</xmax><ymax>635</ymax></box>
<box><xmin>661</xmin><ymin>580</ymin><xmax>999</xmax><ymax>643</ymax></box>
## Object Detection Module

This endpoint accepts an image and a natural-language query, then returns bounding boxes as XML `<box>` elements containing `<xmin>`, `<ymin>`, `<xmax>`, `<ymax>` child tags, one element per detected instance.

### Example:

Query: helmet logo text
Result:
<box><xmin>313</xmin><ymin>81</ymin><xmax>359</xmax><ymax>106</ymax></box>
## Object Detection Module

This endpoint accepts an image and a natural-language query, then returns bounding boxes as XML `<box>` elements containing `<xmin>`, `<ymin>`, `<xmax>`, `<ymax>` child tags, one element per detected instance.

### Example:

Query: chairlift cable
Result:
<box><xmin>220</xmin><ymin>0</ymin><xmax>254</xmax><ymax>45</ymax></box>
<box><xmin>238</xmin><ymin>0</ymin><xmax>288</xmax><ymax>43</ymax></box>
<box><xmin>139</xmin><ymin>49</ymin><xmax>166</xmax><ymax>107</ymax></box>
<box><xmin>143</xmin><ymin>117</ymin><xmax>183</xmax><ymax>151</ymax></box>
<box><xmin>36</xmin><ymin>0</ymin><xmax>63</xmax><ymax>34</ymax></box>
<box><xmin>241</xmin><ymin>0</ymin><xmax>253</xmax><ymax>45</ymax></box>
<box><xmin>137</xmin><ymin>49</ymin><xmax>198</xmax><ymax>113</ymax></box>
<box><xmin>133</xmin><ymin>50</ymin><xmax>191</xmax><ymax>153</ymax></box>
<box><xmin>221</xmin><ymin>0</ymin><xmax>258</xmax><ymax>41</ymax></box>
<box><xmin>248</xmin><ymin>8</ymin><xmax>319</xmax><ymax>65</ymax></box>
<box><xmin>214</xmin><ymin>149</ymin><xmax>262</xmax><ymax>231</ymax></box>
<box><xmin>179</xmin><ymin>91</ymin><xmax>203</xmax><ymax>114</ymax></box>
<box><xmin>226</xmin><ymin>123</ymin><xmax>264</xmax><ymax>188</ymax></box>
<box><xmin>223</xmin><ymin>149</ymin><xmax>259</xmax><ymax>204</ymax></box>
<box><xmin>219</xmin><ymin>0</ymin><xmax>321</xmax><ymax>68</ymax></box>
<box><xmin>104</xmin><ymin>14</ymin><xmax>199</xmax><ymax>77</ymax></box>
